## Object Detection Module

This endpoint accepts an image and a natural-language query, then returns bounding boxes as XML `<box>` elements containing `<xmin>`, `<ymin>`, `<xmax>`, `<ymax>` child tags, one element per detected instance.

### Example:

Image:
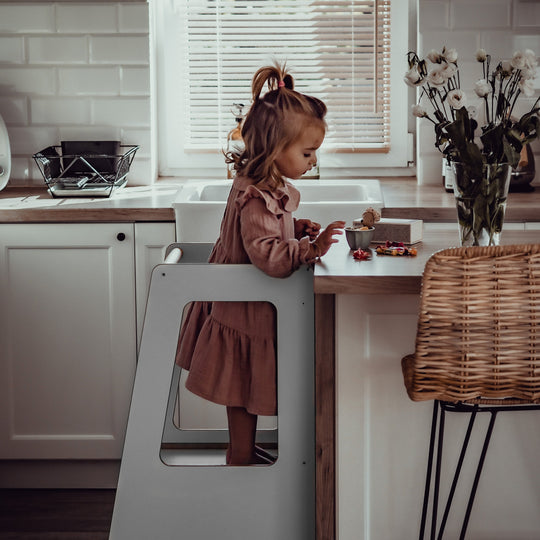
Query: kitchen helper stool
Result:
<box><xmin>110</xmin><ymin>243</ymin><xmax>315</xmax><ymax>540</ymax></box>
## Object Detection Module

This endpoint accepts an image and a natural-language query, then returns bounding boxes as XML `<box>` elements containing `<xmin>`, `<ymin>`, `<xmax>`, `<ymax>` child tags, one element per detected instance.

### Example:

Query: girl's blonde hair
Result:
<box><xmin>226</xmin><ymin>63</ymin><xmax>327</xmax><ymax>189</ymax></box>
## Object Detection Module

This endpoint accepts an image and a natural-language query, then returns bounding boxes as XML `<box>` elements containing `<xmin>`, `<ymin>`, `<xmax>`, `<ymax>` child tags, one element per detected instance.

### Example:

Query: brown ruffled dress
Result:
<box><xmin>175</xmin><ymin>175</ymin><xmax>320</xmax><ymax>416</ymax></box>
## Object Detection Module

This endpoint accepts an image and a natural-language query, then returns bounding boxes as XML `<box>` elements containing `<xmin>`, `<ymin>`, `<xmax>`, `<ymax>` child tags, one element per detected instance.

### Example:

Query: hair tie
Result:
<box><xmin>278</xmin><ymin>80</ymin><xmax>285</xmax><ymax>88</ymax></box>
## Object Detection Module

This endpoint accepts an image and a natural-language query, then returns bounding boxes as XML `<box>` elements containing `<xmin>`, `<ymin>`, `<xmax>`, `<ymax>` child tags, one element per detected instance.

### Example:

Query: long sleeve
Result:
<box><xmin>239</xmin><ymin>196</ymin><xmax>319</xmax><ymax>278</ymax></box>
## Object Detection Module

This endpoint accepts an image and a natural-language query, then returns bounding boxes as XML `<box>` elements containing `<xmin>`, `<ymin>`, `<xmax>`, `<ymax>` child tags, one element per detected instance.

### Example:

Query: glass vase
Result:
<box><xmin>451</xmin><ymin>161</ymin><xmax>512</xmax><ymax>247</ymax></box>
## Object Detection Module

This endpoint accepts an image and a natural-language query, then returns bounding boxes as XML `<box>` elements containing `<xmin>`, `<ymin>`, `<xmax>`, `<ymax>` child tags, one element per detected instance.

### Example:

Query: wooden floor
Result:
<box><xmin>0</xmin><ymin>489</ymin><xmax>115</xmax><ymax>539</ymax></box>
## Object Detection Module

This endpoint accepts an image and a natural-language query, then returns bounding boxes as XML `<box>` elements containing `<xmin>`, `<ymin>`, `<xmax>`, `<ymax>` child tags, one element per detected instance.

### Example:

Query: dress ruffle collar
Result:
<box><xmin>234</xmin><ymin>175</ymin><xmax>300</xmax><ymax>215</ymax></box>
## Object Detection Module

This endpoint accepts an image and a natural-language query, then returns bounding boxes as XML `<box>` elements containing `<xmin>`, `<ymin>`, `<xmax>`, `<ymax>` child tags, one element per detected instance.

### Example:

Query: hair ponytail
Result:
<box><xmin>251</xmin><ymin>64</ymin><xmax>294</xmax><ymax>101</ymax></box>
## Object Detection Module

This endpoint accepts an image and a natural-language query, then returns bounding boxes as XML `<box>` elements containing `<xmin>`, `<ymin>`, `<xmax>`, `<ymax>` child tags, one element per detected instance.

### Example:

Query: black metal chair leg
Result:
<box><xmin>419</xmin><ymin>400</ymin><xmax>439</xmax><ymax>540</ymax></box>
<box><xmin>459</xmin><ymin>410</ymin><xmax>498</xmax><ymax>540</ymax></box>
<box><xmin>420</xmin><ymin>403</ymin><xmax>502</xmax><ymax>540</ymax></box>
<box><xmin>431</xmin><ymin>402</ymin><xmax>445</xmax><ymax>540</ymax></box>
<box><xmin>437</xmin><ymin>404</ymin><xmax>479</xmax><ymax>540</ymax></box>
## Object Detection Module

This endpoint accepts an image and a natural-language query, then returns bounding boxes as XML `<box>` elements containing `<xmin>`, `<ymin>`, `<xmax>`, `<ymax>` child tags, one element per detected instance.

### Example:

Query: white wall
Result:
<box><xmin>417</xmin><ymin>0</ymin><xmax>540</xmax><ymax>185</ymax></box>
<box><xmin>0</xmin><ymin>2</ymin><xmax>151</xmax><ymax>186</ymax></box>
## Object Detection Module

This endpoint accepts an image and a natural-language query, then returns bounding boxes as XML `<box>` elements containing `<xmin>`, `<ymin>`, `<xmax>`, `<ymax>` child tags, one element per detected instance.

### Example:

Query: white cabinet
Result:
<box><xmin>0</xmin><ymin>223</ymin><xmax>136</xmax><ymax>460</ymax></box>
<box><xmin>0</xmin><ymin>222</ymin><xmax>175</xmax><ymax>464</ymax></box>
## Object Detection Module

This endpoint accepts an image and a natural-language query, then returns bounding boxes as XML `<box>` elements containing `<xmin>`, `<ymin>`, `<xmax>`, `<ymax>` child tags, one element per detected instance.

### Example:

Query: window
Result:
<box><xmin>153</xmin><ymin>0</ymin><xmax>409</xmax><ymax>176</ymax></box>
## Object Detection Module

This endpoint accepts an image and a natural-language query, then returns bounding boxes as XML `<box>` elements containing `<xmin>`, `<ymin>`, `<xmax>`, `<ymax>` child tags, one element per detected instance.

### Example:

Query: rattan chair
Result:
<box><xmin>402</xmin><ymin>244</ymin><xmax>540</xmax><ymax>540</ymax></box>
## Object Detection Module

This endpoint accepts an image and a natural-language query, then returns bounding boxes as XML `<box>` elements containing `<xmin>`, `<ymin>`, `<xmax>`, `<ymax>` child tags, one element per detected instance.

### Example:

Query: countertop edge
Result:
<box><xmin>382</xmin><ymin>206</ymin><xmax>540</xmax><ymax>222</ymax></box>
<box><xmin>0</xmin><ymin>207</ymin><xmax>175</xmax><ymax>223</ymax></box>
<box><xmin>313</xmin><ymin>275</ymin><xmax>422</xmax><ymax>295</ymax></box>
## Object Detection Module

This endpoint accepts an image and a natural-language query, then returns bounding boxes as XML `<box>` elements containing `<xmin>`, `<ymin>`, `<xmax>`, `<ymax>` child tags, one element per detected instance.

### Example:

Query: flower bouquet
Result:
<box><xmin>405</xmin><ymin>47</ymin><xmax>539</xmax><ymax>245</ymax></box>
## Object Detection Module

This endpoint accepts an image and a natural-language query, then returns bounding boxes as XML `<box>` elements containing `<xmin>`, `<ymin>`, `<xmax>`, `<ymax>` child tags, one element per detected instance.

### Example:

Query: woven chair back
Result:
<box><xmin>402</xmin><ymin>244</ymin><xmax>540</xmax><ymax>404</ymax></box>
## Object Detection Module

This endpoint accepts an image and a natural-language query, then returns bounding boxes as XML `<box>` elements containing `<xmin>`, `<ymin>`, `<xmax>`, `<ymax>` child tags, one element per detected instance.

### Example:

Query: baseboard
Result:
<box><xmin>0</xmin><ymin>459</ymin><xmax>120</xmax><ymax>489</ymax></box>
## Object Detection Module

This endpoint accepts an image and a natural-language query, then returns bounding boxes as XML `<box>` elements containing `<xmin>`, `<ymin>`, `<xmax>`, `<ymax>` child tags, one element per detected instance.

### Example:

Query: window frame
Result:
<box><xmin>151</xmin><ymin>0</ymin><xmax>410</xmax><ymax>178</ymax></box>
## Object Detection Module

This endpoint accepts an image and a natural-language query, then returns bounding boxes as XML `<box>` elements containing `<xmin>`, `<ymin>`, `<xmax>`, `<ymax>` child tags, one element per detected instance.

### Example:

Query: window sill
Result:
<box><xmin>157</xmin><ymin>166</ymin><xmax>417</xmax><ymax>183</ymax></box>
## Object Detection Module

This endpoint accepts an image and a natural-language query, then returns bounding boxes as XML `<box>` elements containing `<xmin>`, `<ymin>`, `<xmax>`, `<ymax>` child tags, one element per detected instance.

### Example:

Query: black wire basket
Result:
<box><xmin>33</xmin><ymin>141</ymin><xmax>139</xmax><ymax>198</ymax></box>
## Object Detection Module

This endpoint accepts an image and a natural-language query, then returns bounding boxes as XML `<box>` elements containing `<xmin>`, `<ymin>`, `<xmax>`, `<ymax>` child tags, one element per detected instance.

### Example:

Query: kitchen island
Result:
<box><xmin>314</xmin><ymin>226</ymin><xmax>540</xmax><ymax>540</ymax></box>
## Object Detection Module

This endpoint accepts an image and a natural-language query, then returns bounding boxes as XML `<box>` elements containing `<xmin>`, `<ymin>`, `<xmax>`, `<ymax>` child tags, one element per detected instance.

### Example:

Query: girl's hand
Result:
<box><xmin>295</xmin><ymin>218</ymin><xmax>321</xmax><ymax>240</ymax></box>
<box><xmin>313</xmin><ymin>220</ymin><xmax>346</xmax><ymax>256</ymax></box>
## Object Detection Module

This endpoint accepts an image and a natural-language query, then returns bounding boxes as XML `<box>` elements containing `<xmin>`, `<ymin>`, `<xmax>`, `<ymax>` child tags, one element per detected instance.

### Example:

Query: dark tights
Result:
<box><xmin>226</xmin><ymin>406</ymin><xmax>257</xmax><ymax>465</ymax></box>
<box><xmin>226</xmin><ymin>406</ymin><xmax>276</xmax><ymax>465</ymax></box>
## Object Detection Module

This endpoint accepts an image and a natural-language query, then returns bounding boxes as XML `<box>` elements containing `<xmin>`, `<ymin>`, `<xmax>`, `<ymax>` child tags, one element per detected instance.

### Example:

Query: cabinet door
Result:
<box><xmin>134</xmin><ymin>222</ymin><xmax>176</xmax><ymax>350</ymax></box>
<box><xmin>0</xmin><ymin>223</ymin><xmax>137</xmax><ymax>459</ymax></box>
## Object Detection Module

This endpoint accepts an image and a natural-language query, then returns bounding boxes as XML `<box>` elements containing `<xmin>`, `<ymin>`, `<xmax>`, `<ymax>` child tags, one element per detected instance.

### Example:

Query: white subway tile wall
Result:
<box><xmin>0</xmin><ymin>2</ymin><xmax>150</xmax><ymax>186</ymax></box>
<box><xmin>417</xmin><ymin>0</ymin><xmax>540</xmax><ymax>185</ymax></box>
<box><xmin>56</xmin><ymin>5</ymin><xmax>119</xmax><ymax>33</ymax></box>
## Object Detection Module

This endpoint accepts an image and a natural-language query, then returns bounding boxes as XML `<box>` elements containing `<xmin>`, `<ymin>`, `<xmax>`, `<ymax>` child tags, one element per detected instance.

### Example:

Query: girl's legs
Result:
<box><xmin>226</xmin><ymin>406</ymin><xmax>257</xmax><ymax>465</ymax></box>
<box><xmin>226</xmin><ymin>406</ymin><xmax>276</xmax><ymax>465</ymax></box>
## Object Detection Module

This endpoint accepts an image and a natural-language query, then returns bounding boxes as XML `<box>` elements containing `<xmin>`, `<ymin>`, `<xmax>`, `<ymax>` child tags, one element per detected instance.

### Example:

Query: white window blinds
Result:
<box><xmin>174</xmin><ymin>0</ymin><xmax>391</xmax><ymax>154</ymax></box>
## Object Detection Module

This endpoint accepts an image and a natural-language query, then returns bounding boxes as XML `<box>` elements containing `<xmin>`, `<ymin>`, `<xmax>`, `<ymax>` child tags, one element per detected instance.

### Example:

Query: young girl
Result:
<box><xmin>176</xmin><ymin>63</ymin><xmax>345</xmax><ymax>465</ymax></box>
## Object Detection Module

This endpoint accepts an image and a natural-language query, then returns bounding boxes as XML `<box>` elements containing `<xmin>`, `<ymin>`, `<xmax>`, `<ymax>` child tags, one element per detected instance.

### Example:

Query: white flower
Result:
<box><xmin>500</xmin><ymin>60</ymin><xmax>513</xmax><ymax>77</ymax></box>
<box><xmin>520</xmin><ymin>50</ymin><xmax>538</xmax><ymax>79</ymax></box>
<box><xmin>441</xmin><ymin>63</ymin><xmax>457</xmax><ymax>79</ymax></box>
<box><xmin>447</xmin><ymin>89</ymin><xmax>467</xmax><ymax>109</ymax></box>
<box><xmin>474</xmin><ymin>79</ymin><xmax>491</xmax><ymax>98</ymax></box>
<box><xmin>428</xmin><ymin>67</ymin><xmax>446</xmax><ymax>86</ymax></box>
<box><xmin>404</xmin><ymin>65</ymin><xmax>425</xmax><ymax>87</ymax></box>
<box><xmin>411</xmin><ymin>104</ymin><xmax>428</xmax><ymax>118</ymax></box>
<box><xmin>427</xmin><ymin>49</ymin><xmax>442</xmax><ymax>63</ymax></box>
<box><xmin>521</xmin><ymin>67</ymin><xmax>537</xmax><ymax>81</ymax></box>
<box><xmin>524</xmin><ymin>49</ymin><xmax>538</xmax><ymax>71</ymax></box>
<box><xmin>519</xmin><ymin>78</ymin><xmax>535</xmax><ymax>97</ymax></box>
<box><xmin>476</xmin><ymin>49</ymin><xmax>487</xmax><ymax>62</ymax></box>
<box><xmin>443</xmin><ymin>47</ymin><xmax>458</xmax><ymax>63</ymax></box>
<box><xmin>511</xmin><ymin>51</ymin><xmax>527</xmax><ymax>70</ymax></box>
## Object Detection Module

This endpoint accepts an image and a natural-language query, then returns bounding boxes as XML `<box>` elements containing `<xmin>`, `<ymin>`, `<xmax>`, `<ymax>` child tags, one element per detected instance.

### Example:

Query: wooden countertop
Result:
<box><xmin>379</xmin><ymin>178</ymin><xmax>540</xmax><ymax>222</ymax></box>
<box><xmin>1</xmin><ymin>177</ymin><xmax>539</xmax><ymax>223</ymax></box>
<box><xmin>314</xmin><ymin>225</ymin><xmax>540</xmax><ymax>295</ymax></box>
<box><xmin>0</xmin><ymin>184</ymin><xmax>179</xmax><ymax>223</ymax></box>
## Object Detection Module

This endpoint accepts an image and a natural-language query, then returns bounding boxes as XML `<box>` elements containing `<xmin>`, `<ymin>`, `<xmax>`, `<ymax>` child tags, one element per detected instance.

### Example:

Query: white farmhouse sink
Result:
<box><xmin>173</xmin><ymin>179</ymin><xmax>384</xmax><ymax>242</ymax></box>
